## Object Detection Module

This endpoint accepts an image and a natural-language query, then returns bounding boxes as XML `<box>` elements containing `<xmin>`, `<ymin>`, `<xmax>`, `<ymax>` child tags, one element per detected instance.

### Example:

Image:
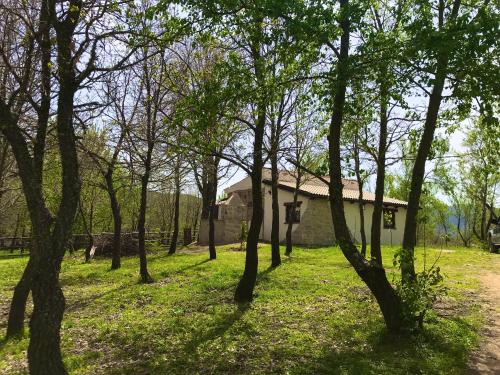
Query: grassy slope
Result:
<box><xmin>0</xmin><ymin>245</ymin><xmax>497</xmax><ymax>375</ymax></box>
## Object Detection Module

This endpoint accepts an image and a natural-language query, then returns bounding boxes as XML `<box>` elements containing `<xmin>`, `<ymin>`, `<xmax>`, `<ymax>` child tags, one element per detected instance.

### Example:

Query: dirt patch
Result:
<box><xmin>468</xmin><ymin>271</ymin><xmax>500</xmax><ymax>374</ymax></box>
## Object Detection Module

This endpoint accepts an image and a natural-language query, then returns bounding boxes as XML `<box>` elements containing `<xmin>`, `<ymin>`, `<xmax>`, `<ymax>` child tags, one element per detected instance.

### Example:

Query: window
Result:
<box><xmin>285</xmin><ymin>202</ymin><xmax>301</xmax><ymax>224</ymax></box>
<box><xmin>383</xmin><ymin>209</ymin><xmax>396</xmax><ymax>229</ymax></box>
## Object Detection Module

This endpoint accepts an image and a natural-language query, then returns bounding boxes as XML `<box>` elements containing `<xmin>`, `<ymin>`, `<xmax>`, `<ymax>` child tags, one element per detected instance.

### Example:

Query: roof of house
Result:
<box><xmin>262</xmin><ymin>178</ymin><xmax>408</xmax><ymax>208</ymax></box>
<box><xmin>261</xmin><ymin>169</ymin><xmax>359</xmax><ymax>190</ymax></box>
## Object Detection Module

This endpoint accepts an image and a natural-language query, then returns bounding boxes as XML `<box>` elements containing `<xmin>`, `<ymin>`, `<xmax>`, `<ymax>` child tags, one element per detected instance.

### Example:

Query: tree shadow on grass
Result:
<box><xmin>257</xmin><ymin>264</ymin><xmax>279</xmax><ymax>283</ymax></box>
<box><xmin>201</xmin><ymin>264</ymin><xmax>282</xmax><ymax>299</ymax></box>
<box><xmin>158</xmin><ymin>258</ymin><xmax>211</xmax><ymax>279</ymax></box>
<box><xmin>65</xmin><ymin>259</ymin><xmax>214</xmax><ymax>312</ymax></box>
<box><xmin>92</xmin><ymin>265</ymin><xmax>283</xmax><ymax>374</ymax></box>
<box><xmin>104</xmin><ymin>302</ymin><xmax>255</xmax><ymax>375</ymax></box>
<box><xmin>296</xmin><ymin>316</ymin><xmax>476</xmax><ymax>375</ymax></box>
<box><xmin>65</xmin><ymin>282</ymin><xmax>137</xmax><ymax>313</ymax></box>
<box><xmin>0</xmin><ymin>253</ymin><xmax>29</xmax><ymax>261</ymax></box>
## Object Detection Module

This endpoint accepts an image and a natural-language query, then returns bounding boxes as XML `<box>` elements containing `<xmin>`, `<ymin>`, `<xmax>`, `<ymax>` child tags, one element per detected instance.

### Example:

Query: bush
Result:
<box><xmin>239</xmin><ymin>221</ymin><xmax>248</xmax><ymax>251</ymax></box>
<box><xmin>393</xmin><ymin>249</ymin><xmax>447</xmax><ymax>329</ymax></box>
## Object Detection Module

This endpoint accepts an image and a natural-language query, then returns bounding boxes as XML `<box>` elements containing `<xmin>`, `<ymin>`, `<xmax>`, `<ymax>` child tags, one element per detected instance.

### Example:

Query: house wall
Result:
<box><xmin>198</xmin><ymin>219</ymin><xmax>227</xmax><ymax>244</ymax></box>
<box><xmin>261</xmin><ymin>184</ymin><xmax>313</xmax><ymax>243</ymax></box>
<box><xmin>343</xmin><ymin>202</ymin><xmax>406</xmax><ymax>246</ymax></box>
<box><xmin>261</xmin><ymin>187</ymin><xmax>407</xmax><ymax>246</ymax></box>
<box><xmin>201</xmin><ymin>177</ymin><xmax>407</xmax><ymax>247</ymax></box>
<box><xmin>288</xmin><ymin>198</ymin><xmax>336</xmax><ymax>246</ymax></box>
<box><xmin>198</xmin><ymin>207</ymin><xmax>247</xmax><ymax>245</ymax></box>
<box><xmin>224</xmin><ymin>175</ymin><xmax>252</xmax><ymax>195</ymax></box>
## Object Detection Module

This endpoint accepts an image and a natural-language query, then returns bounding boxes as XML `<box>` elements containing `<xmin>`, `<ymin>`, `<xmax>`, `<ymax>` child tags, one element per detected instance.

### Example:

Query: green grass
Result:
<box><xmin>0</xmin><ymin>244</ymin><xmax>497</xmax><ymax>374</ymax></box>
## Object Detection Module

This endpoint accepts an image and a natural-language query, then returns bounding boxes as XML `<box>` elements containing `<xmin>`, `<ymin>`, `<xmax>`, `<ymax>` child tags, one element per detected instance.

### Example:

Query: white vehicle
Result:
<box><xmin>488</xmin><ymin>224</ymin><xmax>500</xmax><ymax>253</ymax></box>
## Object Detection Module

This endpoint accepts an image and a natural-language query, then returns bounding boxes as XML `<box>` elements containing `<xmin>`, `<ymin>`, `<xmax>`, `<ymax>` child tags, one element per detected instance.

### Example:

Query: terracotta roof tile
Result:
<box><xmin>264</xmin><ymin>179</ymin><xmax>408</xmax><ymax>207</ymax></box>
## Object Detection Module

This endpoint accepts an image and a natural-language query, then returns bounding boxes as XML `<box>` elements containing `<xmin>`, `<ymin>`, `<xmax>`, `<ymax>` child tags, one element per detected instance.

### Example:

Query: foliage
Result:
<box><xmin>393</xmin><ymin>249</ymin><xmax>447</xmax><ymax>330</ymax></box>
<box><xmin>239</xmin><ymin>220</ymin><xmax>248</xmax><ymax>251</ymax></box>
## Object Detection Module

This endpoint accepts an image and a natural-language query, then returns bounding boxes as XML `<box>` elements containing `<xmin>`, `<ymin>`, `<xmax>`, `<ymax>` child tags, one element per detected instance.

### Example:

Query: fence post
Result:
<box><xmin>183</xmin><ymin>228</ymin><xmax>192</xmax><ymax>246</ymax></box>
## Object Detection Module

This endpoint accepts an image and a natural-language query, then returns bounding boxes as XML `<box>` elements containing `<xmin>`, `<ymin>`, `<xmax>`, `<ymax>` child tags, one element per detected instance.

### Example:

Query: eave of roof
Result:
<box><xmin>262</xmin><ymin>179</ymin><xmax>408</xmax><ymax>208</ymax></box>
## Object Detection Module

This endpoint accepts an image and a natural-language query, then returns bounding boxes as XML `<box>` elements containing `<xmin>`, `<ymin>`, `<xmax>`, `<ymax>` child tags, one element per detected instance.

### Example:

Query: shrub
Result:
<box><xmin>393</xmin><ymin>249</ymin><xmax>447</xmax><ymax>329</ymax></box>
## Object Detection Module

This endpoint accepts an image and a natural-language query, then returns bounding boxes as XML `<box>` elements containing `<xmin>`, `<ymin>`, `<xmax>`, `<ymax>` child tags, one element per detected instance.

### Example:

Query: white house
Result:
<box><xmin>199</xmin><ymin>169</ymin><xmax>408</xmax><ymax>247</ymax></box>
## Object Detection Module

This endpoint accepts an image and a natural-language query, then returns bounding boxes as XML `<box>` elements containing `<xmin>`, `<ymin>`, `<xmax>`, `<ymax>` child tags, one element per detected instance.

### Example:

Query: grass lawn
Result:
<box><xmin>0</xmin><ymin>244</ymin><xmax>497</xmax><ymax>374</ymax></box>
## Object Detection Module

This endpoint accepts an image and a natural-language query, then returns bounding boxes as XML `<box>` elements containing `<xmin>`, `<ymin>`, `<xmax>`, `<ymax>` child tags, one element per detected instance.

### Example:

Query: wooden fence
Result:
<box><xmin>0</xmin><ymin>228</ymin><xmax>198</xmax><ymax>252</ymax></box>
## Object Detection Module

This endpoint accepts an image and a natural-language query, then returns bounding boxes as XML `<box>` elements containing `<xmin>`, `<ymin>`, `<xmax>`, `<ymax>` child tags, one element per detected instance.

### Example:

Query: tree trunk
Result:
<box><xmin>270</xmin><ymin>142</ymin><xmax>281</xmax><ymax>267</ymax></box>
<box><xmin>479</xmin><ymin>180</ymin><xmax>488</xmax><ymax>241</ymax></box>
<box><xmin>26</xmin><ymin>11</ymin><xmax>82</xmax><ymax>370</ymax></box>
<box><xmin>11</xmin><ymin>212</ymin><xmax>21</xmax><ymax>252</ymax></box>
<box><xmin>78</xmin><ymin>199</ymin><xmax>94</xmax><ymax>263</ymax></box>
<box><xmin>234</xmin><ymin>35</ymin><xmax>266</xmax><ymax>301</ymax></box>
<box><xmin>105</xmin><ymin>172</ymin><xmax>122</xmax><ymax>269</ymax></box>
<box><xmin>138</xmin><ymin>166</ymin><xmax>153</xmax><ymax>283</ymax></box>
<box><xmin>206</xmin><ymin>157</ymin><xmax>219</xmax><ymax>260</ymax></box>
<box><xmin>28</xmin><ymin>238</ymin><xmax>67</xmax><ymax>375</ymax></box>
<box><xmin>6</xmin><ymin>257</ymin><xmax>33</xmax><ymax>338</ymax></box>
<box><xmin>401</xmin><ymin>0</ymin><xmax>461</xmax><ymax>281</ymax></box>
<box><xmin>327</xmin><ymin>0</ymin><xmax>404</xmax><ymax>332</ymax></box>
<box><xmin>353</xmin><ymin>135</ymin><xmax>367</xmax><ymax>257</ymax></box>
<box><xmin>1</xmin><ymin>1</ymin><xmax>80</xmax><ymax>371</ymax></box>
<box><xmin>285</xmin><ymin>172</ymin><xmax>301</xmax><ymax>256</ymax></box>
<box><xmin>208</xmin><ymin>166</ymin><xmax>217</xmax><ymax>260</ymax></box>
<box><xmin>370</xmin><ymin>76</ymin><xmax>388</xmax><ymax>264</ymax></box>
<box><xmin>234</xmin><ymin>169</ymin><xmax>264</xmax><ymax>303</ymax></box>
<box><xmin>168</xmin><ymin>167</ymin><xmax>181</xmax><ymax>255</ymax></box>
<box><xmin>208</xmin><ymin>201</ymin><xmax>216</xmax><ymax>260</ymax></box>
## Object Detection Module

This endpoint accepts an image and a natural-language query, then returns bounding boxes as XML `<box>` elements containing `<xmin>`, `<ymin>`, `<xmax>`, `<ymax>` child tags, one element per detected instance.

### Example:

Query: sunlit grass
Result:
<box><xmin>0</xmin><ymin>244</ymin><xmax>495</xmax><ymax>374</ymax></box>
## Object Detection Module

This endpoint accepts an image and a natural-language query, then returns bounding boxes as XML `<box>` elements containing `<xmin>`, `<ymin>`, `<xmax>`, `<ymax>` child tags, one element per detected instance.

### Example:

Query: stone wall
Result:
<box><xmin>198</xmin><ymin>218</ymin><xmax>248</xmax><ymax>245</ymax></box>
<box><xmin>291</xmin><ymin>198</ymin><xmax>336</xmax><ymax>246</ymax></box>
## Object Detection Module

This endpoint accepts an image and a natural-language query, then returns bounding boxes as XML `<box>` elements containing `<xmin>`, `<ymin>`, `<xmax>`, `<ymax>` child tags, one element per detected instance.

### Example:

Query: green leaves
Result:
<box><xmin>393</xmin><ymin>248</ymin><xmax>447</xmax><ymax>329</ymax></box>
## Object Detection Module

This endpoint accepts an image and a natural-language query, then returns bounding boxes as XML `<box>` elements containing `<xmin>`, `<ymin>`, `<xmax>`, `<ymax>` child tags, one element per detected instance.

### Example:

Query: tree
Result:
<box><xmin>125</xmin><ymin>45</ymin><xmax>171</xmax><ymax>282</ymax></box>
<box><xmin>77</xmin><ymin>132</ymin><xmax>108</xmax><ymax>262</ymax></box>
<box><xmin>86</xmin><ymin>70</ymin><xmax>143</xmax><ymax>269</ymax></box>
<box><xmin>1</xmin><ymin>0</ymin><xmax>141</xmax><ymax>370</ymax></box>
<box><xmin>0</xmin><ymin>135</ymin><xmax>19</xmax><ymax>234</ymax></box>
<box><xmin>168</xmin><ymin>0</ymin><xmax>278</xmax><ymax>302</ymax></box>
<box><xmin>462</xmin><ymin>112</ymin><xmax>500</xmax><ymax>242</ymax></box>
<box><xmin>168</xmin><ymin>39</ymin><xmax>237</xmax><ymax>259</ymax></box>
<box><xmin>400</xmin><ymin>0</ymin><xmax>498</xmax><ymax>280</ymax></box>
<box><xmin>283</xmin><ymin>103</ymin><xmax>321</xmax><ymax>256</ymax></box>
<box><xmin>0</xmin><ymin>0</ymin><xmax>84</xmax><ymax>369</ymax></box>
<box><xmin>324</xmin><ymin>0</ymin><xmax>406</xmax><ymax>332</ymax></box>
<box><xmin>168</xmin><ymin>155</ymin><xmax>190</xmax><ymax>255</ymax></box>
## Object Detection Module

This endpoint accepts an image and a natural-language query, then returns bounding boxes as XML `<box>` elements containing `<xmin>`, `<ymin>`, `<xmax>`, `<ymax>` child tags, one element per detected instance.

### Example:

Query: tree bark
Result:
<box><xmin>138</xmin><ymin>159</ymin><xmax>153</xmax><ymax>282</ymax></box>
<box><xmin>353</xmin><ymin>135</ymin><xmax>367</xmax><ymax>257</ymax></box>
<box><xmin>78</xmin><ymin>197</ymin><xmax>95</xmax><ymax>263</ymax></box>
<box><xmin>327</xmin><ymin>0</ymin><xmax>404</xmax><ymax>332</ymax></box>
<box><xmin>270</xmin><ymin>140</ymin><xmax>281</xmax><ymax>267</ymax></box>
<box><xmin>370</xmin><ymin>76</ymin><xmax>388</xmax><ymax>264</ymax></box>
<box><xmin>285</xmin><ymin>171</ymin><xmax>301</xmax><ymax>256</ymax></box>
<box><xmin>105</xmin><ymin>172</ymin><xmax>122</xmax><ymax>269</ymax></box>
<box><xmin>401</xmin><ymin>0</ymin><xmax>461</xmax><ymax>281</ymax></box>
<box><xmin>168</xmin><ymin>165</ymin><xmax>181</xmax><ymax>255</ymax></box>
<box><xmin>208</xmin><ymin>162</ymin><xmax>217</xmax><ymax>260</ymax></box>
<box><xmin>6</xmin><ymin>257</ymin><xmax>33</xmax><ymax>338</ymax></box>
<box><xmin>234</xmin><ymin>32</ymin><xmax>266</xmax><ymax>302</ymax></box>
<box><xmin>28</xmin><ymin>236</ymin><xmax>67</xmax><ymax>375</ymax></box>
<box><xmin>1</xmin><ymin>3</ymin><xmax>81</xmax><ymax>372</ymax></box>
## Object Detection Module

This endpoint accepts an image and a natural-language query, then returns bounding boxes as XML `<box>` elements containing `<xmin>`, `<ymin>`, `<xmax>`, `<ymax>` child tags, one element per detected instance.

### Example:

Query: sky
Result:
<box><xmin>217</xmin><ymin>128</ymin><xmax>468</xmax><ymax>197</ymax></box>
